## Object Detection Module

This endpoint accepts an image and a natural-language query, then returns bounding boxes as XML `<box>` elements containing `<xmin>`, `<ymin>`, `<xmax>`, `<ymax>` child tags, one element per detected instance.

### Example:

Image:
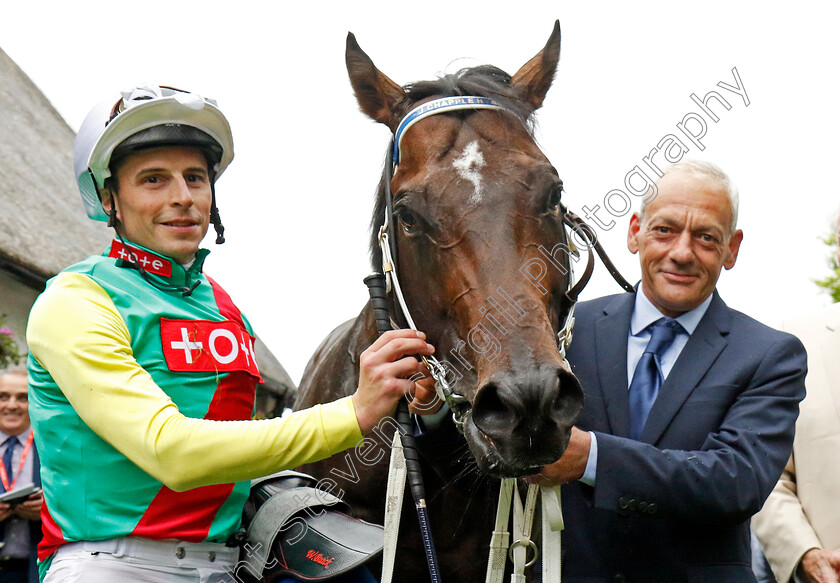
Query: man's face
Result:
<box><xmin>0</xmin><ymin>373</ymin><xmax>30</xmax><ymax>436</ymax></box>
<box><xmin>627</xmin><ymin>170</ymin><xmax>743</xmax><ymax>317</ymax></box>
<box><xmin>108</xmin><ymin>146</ymin><xmax>212</xmax><ymax>265</ymax></box>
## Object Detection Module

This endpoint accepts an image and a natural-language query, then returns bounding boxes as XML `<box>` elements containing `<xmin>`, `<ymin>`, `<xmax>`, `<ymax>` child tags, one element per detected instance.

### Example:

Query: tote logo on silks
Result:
<box><xmin>160</xmin><ymin>318</ymin><xmax>260</xmax><ymax>377</ymax></box>
<box><xmin>109</xmin><ymin>240</ymin><xmax>172</xmax><ymax>277</ymax></box>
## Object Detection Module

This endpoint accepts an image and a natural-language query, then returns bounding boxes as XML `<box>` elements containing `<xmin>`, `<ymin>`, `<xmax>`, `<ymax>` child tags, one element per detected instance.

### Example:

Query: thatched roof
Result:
<box><xmin>0</xmin><ymin>47</ymin><xmax>297</xmax><ymax>409</ymax></box>
<box><xmin>0</xmin><ymin>48</ymin><xmax>112</xmax><ymax>287</ymax></box>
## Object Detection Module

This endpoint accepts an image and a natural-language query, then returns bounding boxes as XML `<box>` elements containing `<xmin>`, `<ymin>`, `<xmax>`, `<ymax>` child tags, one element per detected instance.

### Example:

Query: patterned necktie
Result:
<box><xmin>629</xmin><ymin>318</ymin><xmax>683</xmax><ymax>439</ymax></box>
<box><xmin>2</xmin><ymin>436</ymin><xmax>19</xmax><ymax>490</ymax></box>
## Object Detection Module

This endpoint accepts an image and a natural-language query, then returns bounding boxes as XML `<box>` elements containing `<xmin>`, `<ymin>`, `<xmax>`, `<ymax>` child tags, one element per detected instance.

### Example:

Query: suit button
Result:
<box><xmin>647</xmin><ymin>503</ymin><xmax>658</xmax><ymax>514</ymax></box>
<box><xmin>614</xmin><ymin>572</ymin><xmax>627</xmax><ymax>583</ymax></box>
<box><xmin>627</xmin><ymin>499</ymin><xmax>638</xmax><ymax>511</ymax></box>
<box><xmin>618</xmin><ymin>496</ymin><xmax>629</xmax><ymax>509</ymax></box>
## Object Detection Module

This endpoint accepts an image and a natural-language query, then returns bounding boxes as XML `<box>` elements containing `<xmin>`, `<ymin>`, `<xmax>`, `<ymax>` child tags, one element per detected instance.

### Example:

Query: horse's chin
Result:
<box><xmin>462</xmin><ymin>414</ymin><xmax>563</xmax><ymax>479</ymax></box>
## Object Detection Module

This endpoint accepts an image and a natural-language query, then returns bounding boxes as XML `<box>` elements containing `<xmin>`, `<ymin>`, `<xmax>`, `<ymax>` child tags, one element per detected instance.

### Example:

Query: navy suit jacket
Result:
<box><xmin>561</xmin><ymin>291</ymin><xmax>806</xmax><ymax>583</ymax></box>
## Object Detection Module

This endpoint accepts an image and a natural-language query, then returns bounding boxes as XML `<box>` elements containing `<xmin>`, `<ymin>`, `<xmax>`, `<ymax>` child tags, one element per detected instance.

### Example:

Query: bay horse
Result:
<box><xmin>295</xmin><ymin>22</ymin><xmax>584</xmax><ymax>581</ymax></box>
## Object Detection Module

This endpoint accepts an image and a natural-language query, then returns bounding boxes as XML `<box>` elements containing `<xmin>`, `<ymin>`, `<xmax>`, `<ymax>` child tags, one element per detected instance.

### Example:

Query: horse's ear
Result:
<box><xmin>346</xmin><ymin>32</ymin><xmax>405</xmax><ymax>130</ymax></box>
<box><xmin>510</xmin><ymin>20</ymin><xmax>561</xmax><ymax>111</ymax></box>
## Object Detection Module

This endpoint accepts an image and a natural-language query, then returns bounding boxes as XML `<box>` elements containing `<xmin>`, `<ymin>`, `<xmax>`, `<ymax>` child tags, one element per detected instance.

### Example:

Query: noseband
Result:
<box><xmin>375</xmin><ymin>96</ymin><xmax>634</xmax><ymax>431</ymax></box>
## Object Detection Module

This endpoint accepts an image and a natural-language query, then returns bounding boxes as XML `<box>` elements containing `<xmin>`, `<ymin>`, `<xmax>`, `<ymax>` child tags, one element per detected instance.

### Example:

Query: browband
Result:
<box><xmin>392</xmin><ymin>96</ymin><xmax>503</xmax><ymax>168</ymax></box>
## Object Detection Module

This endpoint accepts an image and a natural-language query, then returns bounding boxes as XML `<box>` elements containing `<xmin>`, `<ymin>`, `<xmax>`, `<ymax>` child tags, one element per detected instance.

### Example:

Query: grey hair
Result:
<box><xmin>640</xmin><ymin>159</ymin><xmax>739</xmax><ymax>234</ymax></box>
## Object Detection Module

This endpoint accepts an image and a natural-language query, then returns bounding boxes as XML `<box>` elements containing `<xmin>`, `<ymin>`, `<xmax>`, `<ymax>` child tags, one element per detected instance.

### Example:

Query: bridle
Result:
<box><xmin>371</xmin><ymin>95</ymin><xmax>635</xmax><ymax>583</ymax></box>
<box><xmin>376</xmin><ymin>95</ymin><xmax>634</xmax><ymax>429</ymax></box>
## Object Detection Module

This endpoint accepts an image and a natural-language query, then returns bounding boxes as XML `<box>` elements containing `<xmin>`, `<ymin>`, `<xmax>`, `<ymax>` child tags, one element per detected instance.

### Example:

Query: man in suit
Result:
<box><xmin>751</xmin><ymin>297</ymin><xmax>840</xmax><ymax>582</ymax></box>
<box><xmin>531</xmin><ymin>159</ymin><xmax>807</xmax><ymax>582</ymax></box>
<box><xmin>0</xmin><ymin>369</ymin><xmax>41</xmax><ymax>583</ymax></box>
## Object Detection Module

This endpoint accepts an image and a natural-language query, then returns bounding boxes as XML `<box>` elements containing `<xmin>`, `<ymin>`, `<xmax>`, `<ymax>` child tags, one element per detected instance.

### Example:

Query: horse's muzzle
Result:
<box><xmin>465</xmin><ymin>365</ymin><xmax>584</xmax><ymax>477</ymax></box>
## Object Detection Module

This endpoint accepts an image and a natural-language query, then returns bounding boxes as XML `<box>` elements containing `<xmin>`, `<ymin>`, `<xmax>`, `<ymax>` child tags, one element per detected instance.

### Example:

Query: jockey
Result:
<box><xmin>26</xmin><ymin>84</ymin><xmax>435</xmax><ymax>583</ymax></box>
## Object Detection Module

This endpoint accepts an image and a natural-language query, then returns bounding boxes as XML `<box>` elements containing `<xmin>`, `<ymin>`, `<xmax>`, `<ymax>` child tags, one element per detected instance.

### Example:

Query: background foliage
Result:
<box><xmin>0</xmin><ymin>317</ymin><xmax>22</xmax><ymax>369</ymax></box>
<box><xmin>815</xmin><ymin>233</ymin><xmax>840</xmax><ymax>303</ymax></box>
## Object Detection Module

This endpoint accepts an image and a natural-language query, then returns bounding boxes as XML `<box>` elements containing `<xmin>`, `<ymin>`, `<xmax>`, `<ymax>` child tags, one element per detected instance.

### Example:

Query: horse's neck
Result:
<box><xmin>348</xmin><ymin>303</ymin><xmax>382</xmax><ymax>361</ymax></box>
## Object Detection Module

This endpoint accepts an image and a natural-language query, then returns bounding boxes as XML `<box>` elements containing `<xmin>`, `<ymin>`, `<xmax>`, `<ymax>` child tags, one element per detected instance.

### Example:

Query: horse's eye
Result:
<box><xmin>396</xmin><ymin>207</ymin><xmax>417</xmax><ymax>233</ymax></box>
<box><xmin>547</xmin><ymin>184</ymin><xmax>563</xmax><ymax>215</ymax></box>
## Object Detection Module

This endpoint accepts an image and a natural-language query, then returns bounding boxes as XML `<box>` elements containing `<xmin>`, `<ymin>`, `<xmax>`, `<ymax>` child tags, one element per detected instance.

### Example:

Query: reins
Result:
<box><xmin>369</xmin><ymin>95</ymin><xmax>634</xmax><ymax>583</ymax></box>
<box><xmin>365</xmin><ymin>273</ymin><xmax>442</xmax><ymax>583</ymax></box>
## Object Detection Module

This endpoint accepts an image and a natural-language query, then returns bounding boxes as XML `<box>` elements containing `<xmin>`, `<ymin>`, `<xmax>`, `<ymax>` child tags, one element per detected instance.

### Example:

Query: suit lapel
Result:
<box><xmin>641</xmin><ymin>292</ymin><xmax>730</xmax><ymax>444</ymax></box>
<box><xmin>595</xmin><ymin>293</ymin><xmax>635</xmax><ymax>437</ymax></box>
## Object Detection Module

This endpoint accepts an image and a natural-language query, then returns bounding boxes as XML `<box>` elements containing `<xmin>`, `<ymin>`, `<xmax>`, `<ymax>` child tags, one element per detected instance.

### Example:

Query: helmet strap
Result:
<box><xmin>210</xmin><ymin>182</ymin><xmax>225</xmax><ymax>244</ymax></box>
<box><xmin>107</xmin><ymin>194</ymin><xmax>119</xmax><ymax>228</ymax></box>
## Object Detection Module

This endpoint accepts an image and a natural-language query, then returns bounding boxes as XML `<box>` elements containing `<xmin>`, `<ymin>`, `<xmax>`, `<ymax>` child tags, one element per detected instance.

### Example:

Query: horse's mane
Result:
<box><xmin>369</xmin><ymin>65</ymin><xmax>538</xmax><ymax>268</ymax></box>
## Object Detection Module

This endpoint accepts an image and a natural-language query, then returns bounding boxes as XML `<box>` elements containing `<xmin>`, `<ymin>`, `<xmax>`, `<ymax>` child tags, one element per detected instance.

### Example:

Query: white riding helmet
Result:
<box><xmin>74</xmin><ymin>85</ymin><xmax>234</xmax><ymax>221</ymax></box>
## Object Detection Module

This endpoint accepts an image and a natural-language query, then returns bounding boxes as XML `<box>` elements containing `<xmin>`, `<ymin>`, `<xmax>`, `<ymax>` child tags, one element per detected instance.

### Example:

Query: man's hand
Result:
<box><xmin>0</xmin><ymin>502</ymin><xmax>11</xmax><ymax>523</ymax></box>
<box><xmin>353</xmin><ymin>329</ymin><xmax>435</xmax><ymax>434</ymax></box>
<box><xmin>799</xmin><ymin>548</ymin><xmax>840</xmax><ymax>583</ymax></box>
<box><xmin>13</xmin><ymin>491</ymin><xmax>43</xmax><ymax>521</ymax></box>
<box><xmin>408</xmin><ymin>373</ymin><xmax>442</xmax><ymax>415</ymax></box>
<box><xmin>526</xmin><ymin>427</ymin><xmax>591</xmax><ymax>486</ymax></box>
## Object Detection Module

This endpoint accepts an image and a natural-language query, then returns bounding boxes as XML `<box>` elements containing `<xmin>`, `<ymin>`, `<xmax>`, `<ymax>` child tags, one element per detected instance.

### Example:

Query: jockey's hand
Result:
<box><xmin>526</xmin><ymin>427</ymin><xmax>591</xmax><ymax>486</ymax></box>
<box><xmin>353</xmin><ymin>329</ymin><xmax>435</xmax><ymax>434</ymax></box>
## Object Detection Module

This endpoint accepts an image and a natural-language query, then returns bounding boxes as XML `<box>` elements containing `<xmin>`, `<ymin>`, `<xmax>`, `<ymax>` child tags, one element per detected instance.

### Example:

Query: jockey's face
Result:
<box><xmin>107</xmin><ymin>146</ymin><xmax>211</xmax><ymax>264</ymax></box>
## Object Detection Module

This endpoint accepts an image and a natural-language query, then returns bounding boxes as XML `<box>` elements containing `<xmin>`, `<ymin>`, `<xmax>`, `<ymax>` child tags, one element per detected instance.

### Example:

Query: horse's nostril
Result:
<box><xmin>466</xmin><ymin>367</ymin><xmax>584</xmax><ymax>476</ymax></box>
<box><xmin>471</xmin><ymin>383</ymin><xmax>517</xmax><ymax>440</ymax></box>
<box><xmin>553</xmin><ymin>370</ymin><xmax>585</xmax><ymax>420</ymax></box>
<box><xmin>472</xmin><ymin>367</ymin><xmax>583</xmax><ymax>442</ymax></box>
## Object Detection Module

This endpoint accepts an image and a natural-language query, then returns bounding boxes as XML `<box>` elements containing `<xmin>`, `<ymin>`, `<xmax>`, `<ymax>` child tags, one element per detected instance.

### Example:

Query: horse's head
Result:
<box><xmin>348</xmin><ymin>22</ymin><xmax>584</xmax><ymax>478</ymax></box>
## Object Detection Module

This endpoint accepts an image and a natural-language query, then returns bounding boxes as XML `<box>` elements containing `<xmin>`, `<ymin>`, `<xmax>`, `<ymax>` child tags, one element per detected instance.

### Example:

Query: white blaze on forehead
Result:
<box><xmin>453</xmin><ymin>141</ymin><xmax>486</xmax><ymax>203</ymax></box>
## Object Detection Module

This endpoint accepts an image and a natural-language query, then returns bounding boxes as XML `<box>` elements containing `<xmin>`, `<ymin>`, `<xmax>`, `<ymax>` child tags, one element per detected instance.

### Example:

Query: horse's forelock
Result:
<box><xmin>368</xmin><ymin>65</ymin><xmax>538</xmax><ymax>267</ymax></box>
<box><xmin>402</xmin><ymin>65</ymin><xmax>535</xmax><ymax>126</ymax></box>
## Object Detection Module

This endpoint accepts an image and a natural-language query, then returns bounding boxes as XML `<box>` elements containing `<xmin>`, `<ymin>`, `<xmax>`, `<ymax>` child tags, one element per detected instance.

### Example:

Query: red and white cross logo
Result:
<box><xmin>161</xmin><ymin>318</ymin><xmax>261</xmax><ymax>379</ymax></box>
